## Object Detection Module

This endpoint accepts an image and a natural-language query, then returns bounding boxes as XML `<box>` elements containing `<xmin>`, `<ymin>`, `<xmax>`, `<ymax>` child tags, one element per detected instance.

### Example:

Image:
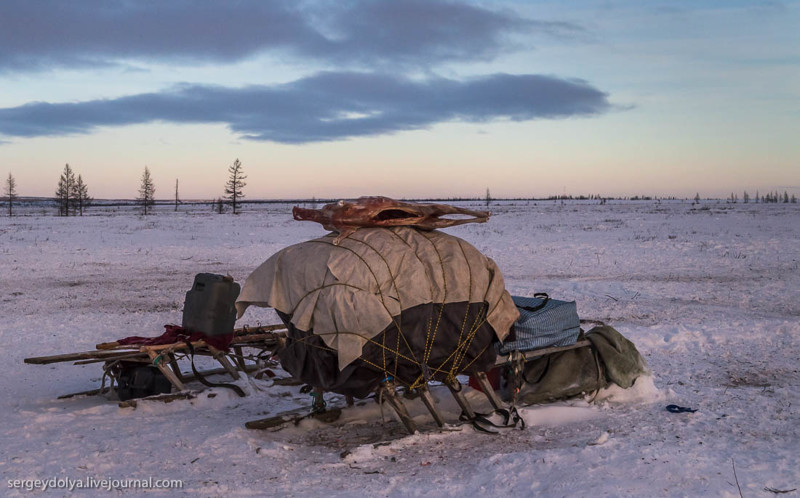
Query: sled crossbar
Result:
<box><xmin>23</xmin><ymin>325</ymin><xmax>288</xmax><ymax>399</ymax></box>
<box><xmin>494</xmin><ymin>339</ymin><xmax>591</xmax><ymax>367</ymax></box>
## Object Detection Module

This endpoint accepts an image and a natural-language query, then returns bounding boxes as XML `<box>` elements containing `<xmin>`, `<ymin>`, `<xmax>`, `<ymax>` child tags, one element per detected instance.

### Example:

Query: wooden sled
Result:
<box><xmin>244</xmin><ymin>337</ymin><xmax>594</xmax><ymax>435</ymax></box>
<box><xmin>25</xmin><ymin>322</ymin><xmax>594</xmax><ymax>434</ymax></box>
<box><xmin>24</xmin><ymin>324</ymin><xmax>288</xmax><ymax>401</ymax></box>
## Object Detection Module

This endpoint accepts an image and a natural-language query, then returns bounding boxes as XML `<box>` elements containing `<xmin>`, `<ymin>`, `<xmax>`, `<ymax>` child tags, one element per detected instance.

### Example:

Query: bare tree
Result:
<box><xmin>174</xmin><ymin>179</ymin><xmax>180</xmax><ymax>212</ymax></box>
<box><xmin>55</xmin><ymin>163</ymin><xmax>76</xmax><ymax>216</ymax></box>
<box><xmin>73</xmin><ymin>174</ymin><xmax>91</xmax><ymax>216</ymax></box>
<box><xmin>4</xmin><ymin>173</ymin><xmax>17</xmax><ymax>217</ymax></box>
<box><xmin>138</xmin><ymin>166</ymin><xmax>156</xmax><ymax>215</ymax></box>
<box><xmin>485</xmin><ymin>188</ymin><xmax>492</xmax><ymax>207</ymax></box>
<box><xmin>224</xmin><ymin>158</ymin><xmax>246</xmax><ymax>215</ymax></box>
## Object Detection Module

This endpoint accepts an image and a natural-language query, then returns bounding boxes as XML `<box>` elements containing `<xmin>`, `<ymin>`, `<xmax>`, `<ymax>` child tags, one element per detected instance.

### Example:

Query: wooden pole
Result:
<box><xmin>417</xmin><ymin>385</ymin><xmax>445</xmax><ymax>427</ymax></box>
<box><xmin>473</xmin><ymin>370</ymin><xmax>504</xmax><ymax>411</ymax></box>
<box><xmin>146</xmin><ymin>350</ymin><xmax>185</xmax><ymax>391</ymax></box>
<box><xmin>378</xmin><ymin>381</ymin><xmax>417</xmax><ymax>434</ymax></box>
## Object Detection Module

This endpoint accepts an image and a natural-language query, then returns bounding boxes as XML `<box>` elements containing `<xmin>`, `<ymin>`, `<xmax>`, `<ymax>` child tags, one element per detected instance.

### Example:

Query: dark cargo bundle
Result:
<box><xmin>236</xmin><ymin>227</ymin><xmax>519</xmax><ymax>398</ymax></box>
<box><xmin>182</xmin><ymin>273</ymin><xmax>240</xmax><ymax>337</ymax></box>
<box><xmin>116</xmin><ymin>364</ymin><xmax>172</xmax><ymax>401</ymax></box>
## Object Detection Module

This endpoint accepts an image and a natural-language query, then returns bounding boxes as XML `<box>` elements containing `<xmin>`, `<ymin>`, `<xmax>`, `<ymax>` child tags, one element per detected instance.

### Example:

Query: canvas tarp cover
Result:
<box><xmin>235</xmin><ymin>227</ymin><xmax>519</xmax><ymax>373</ymax></box>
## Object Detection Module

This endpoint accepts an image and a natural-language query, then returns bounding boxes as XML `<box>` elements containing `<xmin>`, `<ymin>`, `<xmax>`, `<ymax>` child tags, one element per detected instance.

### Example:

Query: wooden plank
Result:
<box><xmin>417</xmin><ymin>385</ymin><xmax>445</xmax><ymax>427</ymax></box>
<box><xmin>94</xmin><ymin>327</ymin><xmax>286</xmax><ymax>350</ymax></box>
<box><xmin>147</xmin><ymin>351</ymin><xmax>185</xmax><ymax>391</ymax></box>
<box><xmin>378</xmin><ymin>382</ymin><xmax>417</xmax><ymax>434</ymax></box>
<box><xmin>208</xmin><ymin>345</ymin><xmax>240</xmax><ymax>380</ymax></box>
<box><xmin>233</xmin><ymin>345</ymin><xmax>246</xmax><ymax>370</ymax></box>
<box><xmin>25</xmin><ymin>349</ymin><xmax>148</xmax><ymax>365</ymax></box>
<box><xmin>72</xmin><ymin>353</ymin><xmax>149</xmax><ymax>365</ymax></box>
<box><xmin>58</xmin><ymin>388</ymin><xmax>104</xmax><ymax>399</ymax></box>
<box><xmin>118</xmin><ymin>391</ymin><xmax>200</xmax><ymax>409</ymax></box>
<box><xmin>445</xmin><ymin>377</ymin><xmax>475</xmax><ymax>419</ymax></box>
<box><xmin>245</xmin><ymin>407</ymin><xmax>342</xmax><ymax>430</ymax></box>
<box><xmin>494</xmin><ymin>339</ymin><xmax>591</xmax><ymax>367</ymax></box>
<box><xmin>27</xmin><ymin>325</ymin><xmax>287</xmax><ymax>364</ymax></box>
<box><xmin>473</xmin><ymin>371</ymin><xmax>504</xmax><ymax>411</ymax></box>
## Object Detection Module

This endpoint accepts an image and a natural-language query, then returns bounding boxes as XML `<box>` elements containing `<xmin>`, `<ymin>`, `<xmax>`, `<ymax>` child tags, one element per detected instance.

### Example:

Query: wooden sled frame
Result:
<box><xmin>244</xmin><ymin>336</ymin><xmax>594</xmax><ymax>434</ymax></box>
<box><xmin>24</xmin><ymin>323</ymin><xmax>594</xmax><ymax>435</ymax></box>
<box><xmin>24</xmin><ymin>324</ymin><xmax>288</xmax><ymax>400</ymax></box>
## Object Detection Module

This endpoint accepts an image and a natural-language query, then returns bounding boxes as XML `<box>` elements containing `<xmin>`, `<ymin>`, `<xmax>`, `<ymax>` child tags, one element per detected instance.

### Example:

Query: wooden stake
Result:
<box><xmin>208</xmin><ymin>346</ymin><xmax>240</xmax><ymax>380</ymax></box>
<box><xmin>417</xmin><ymin>385</ymin><xmax>445</xmax><ymax>427</ymax></box>
<box><xmin>378</xmin><ymin>381</ymin><xmax>417</xmax><ymax>434</ymax></box>
<box><xmin>147</xmin><ymin>350</ymin><xmax>185</xmax><ymax>391</ymax></box>
<box><xmin>445</xmin><ymin>377</ymin><xmax>475</xmax><ymax>419</ymax></box>
<box><xmin>473</xmin><ymin>371</ymin><xmax>504</xmax><ymax>411</ymax></box>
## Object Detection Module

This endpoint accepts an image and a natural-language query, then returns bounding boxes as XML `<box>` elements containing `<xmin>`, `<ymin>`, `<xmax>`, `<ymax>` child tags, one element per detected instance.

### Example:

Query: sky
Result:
<box><xmin>0</xmin><ymin>0</ymin><xmax>798</xmax><ymax>200</ymax></box>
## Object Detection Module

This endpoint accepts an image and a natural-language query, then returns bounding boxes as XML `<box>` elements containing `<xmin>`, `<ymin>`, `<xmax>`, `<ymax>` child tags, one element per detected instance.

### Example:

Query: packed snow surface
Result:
<box><xmin>1</xmin><ymin>200</ymin><xmax>798</xmax><ymax>496</ymax></box>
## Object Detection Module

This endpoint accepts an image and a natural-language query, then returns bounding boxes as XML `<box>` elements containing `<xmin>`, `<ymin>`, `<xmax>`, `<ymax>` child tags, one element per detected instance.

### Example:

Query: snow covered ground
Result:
<box><xmin>1</xmin><ymin>199</ymin><xmax>798</xmax><ymax>496</ymax></box>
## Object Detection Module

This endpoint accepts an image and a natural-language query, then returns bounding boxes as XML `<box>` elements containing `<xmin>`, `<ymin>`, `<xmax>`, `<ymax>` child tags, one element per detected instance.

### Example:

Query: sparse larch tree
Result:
<box><xmin>138</xmin><ymin>166</ymin><xmax>156</xmax><ymax>215</ymax></box>
<box><xmin>224</xmin><ymin>158</ymin><xmax>246</xmax><ymax>215</ymax></box>
<box><xmin>73</xmin><ymin>174</ymin><xmax>91</xmax><ymax>216</ymax></box>
<box><xmin>174</xmin><ymin>179</ymin><xmax>180</xmax><ymax>212</ymax></box>
<box><xmin>55</xmin><ymin>163</ymin><xmax>76</xmax><ymax>216</ymax></box>
<box><xmin>485</xmin><ymin>188</ymin><xmax>492</xmax><ymax>207</ymax></box>
<box><xmin>4</xmin><ymin>173</ymin><xmax>17</xmax><ymax>217</ymax></box>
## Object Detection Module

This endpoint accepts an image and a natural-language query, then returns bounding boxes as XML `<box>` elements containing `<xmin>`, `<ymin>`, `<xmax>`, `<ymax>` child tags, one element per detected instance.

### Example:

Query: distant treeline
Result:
<box><xmin>4</xmin><ymin>193</ymin><xmax>797</xmax><ymax>208</ymax></box>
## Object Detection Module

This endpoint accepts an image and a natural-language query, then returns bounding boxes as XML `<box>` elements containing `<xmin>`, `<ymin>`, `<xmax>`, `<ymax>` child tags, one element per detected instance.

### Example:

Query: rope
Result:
<box><xmin>280</xmin><ymin>229</ymin><xmax>505</xmax><ymax>402</ymax></box>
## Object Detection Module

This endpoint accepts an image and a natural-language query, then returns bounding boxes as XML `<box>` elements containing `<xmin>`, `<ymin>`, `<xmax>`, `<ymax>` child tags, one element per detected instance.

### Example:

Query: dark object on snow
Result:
<box><xmin>182</xmin><ymin>273</ymin><xmax>240</xmax><ymax>337</ymax></box>
<box><xmin>292</xmin><ymin>196</ymin><xmax>490</xmax><ymax>245</ymax></box>
<box><xmin>516</xmin><ymin>324</ymin><xmax>650</xmax><ymax>405</ymax></box>
<box><xmin>117</xmin><ymin>363</ymin><xmax>172</xmax><ymax>401</ymax></box>
<box><xmin>499</xmin><ymin>294</ymin><xmax>581</xmax><ymax>355</ymax></box>
<box><xmin>666</xmin><ymin>404</ymin><xmax>697</xmax><ymax>413</ymax></box>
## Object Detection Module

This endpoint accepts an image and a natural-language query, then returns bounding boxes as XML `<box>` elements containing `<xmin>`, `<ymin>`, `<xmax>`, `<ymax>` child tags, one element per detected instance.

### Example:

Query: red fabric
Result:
<box><xmin>468</xmin><ymin>367</ymin><xmax>502</xmax><ymax>392</ymax></box>
<box><xmin>117</xmin><ymin>324</ymin><xmax>234</xmax><ymax>351</ymax></box>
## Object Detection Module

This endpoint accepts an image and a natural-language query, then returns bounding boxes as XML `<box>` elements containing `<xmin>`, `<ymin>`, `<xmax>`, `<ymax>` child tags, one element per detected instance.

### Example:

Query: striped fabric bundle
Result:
<box><xmin>498</xmin><ymin>295</ymin><xmax>581</xmax><ymax>354</ymax></box>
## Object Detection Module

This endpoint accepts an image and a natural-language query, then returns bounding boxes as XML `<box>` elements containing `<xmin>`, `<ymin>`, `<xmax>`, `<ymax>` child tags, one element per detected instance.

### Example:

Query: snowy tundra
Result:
<box><xmin>1</xmin><ymin>200</ymin><xmax>798</xmax><ymax>497</ymax></box>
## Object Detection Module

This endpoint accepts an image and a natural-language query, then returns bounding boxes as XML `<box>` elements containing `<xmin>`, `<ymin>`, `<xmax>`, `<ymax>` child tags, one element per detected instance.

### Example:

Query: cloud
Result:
<box><xmin>0</xmin><ymin>0</ymin><xmax>320</xmax><ymax>71</ymax></box>
<box><xmin>0</xmin><ymin>72</ymin><xmax>611</xmax><ymax>143</ymax></box>
<box><xmin>0</xmin><ymin>0</ymin><xmax>578</xmax><ymax>72</ymax></box>
<box><xmin>313</xmin><ymin>1</ymin><xmax>581</xmax><ymax>65</ymax></box>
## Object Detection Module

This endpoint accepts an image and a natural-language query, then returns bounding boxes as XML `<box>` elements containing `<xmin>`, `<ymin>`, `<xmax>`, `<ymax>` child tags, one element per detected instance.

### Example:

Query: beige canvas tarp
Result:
<box><xmin>236</xmin><ymin>227</ymin><xmax>518</xmax><ymax>370</ymax></box>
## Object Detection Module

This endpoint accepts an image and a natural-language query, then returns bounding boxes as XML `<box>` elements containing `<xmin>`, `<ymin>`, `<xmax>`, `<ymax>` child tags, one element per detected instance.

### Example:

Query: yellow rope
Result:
<box><xmin>286</xmin><ymin>229</ymin><xmax>501</xmax><ymax>393</ymax></box>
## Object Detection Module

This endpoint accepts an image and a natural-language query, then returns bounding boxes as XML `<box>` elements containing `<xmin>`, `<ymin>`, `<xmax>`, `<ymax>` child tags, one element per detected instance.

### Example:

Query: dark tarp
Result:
<box><xmin>236</xmin><ymin>227</ymin><xmax>519</xmax><ymax>397</ymax></box>
<box><xmin>517</xmin><ymin>324</ymin><xmax>650</xmax><ymax>405</ymax></box>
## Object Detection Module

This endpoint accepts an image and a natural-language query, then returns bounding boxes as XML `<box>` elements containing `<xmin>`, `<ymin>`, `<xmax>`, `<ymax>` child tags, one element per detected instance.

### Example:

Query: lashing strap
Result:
<box><xmin>183</xmin><ymin>341</ymin><xmax>245</xmax><ymax>397</ymax></box>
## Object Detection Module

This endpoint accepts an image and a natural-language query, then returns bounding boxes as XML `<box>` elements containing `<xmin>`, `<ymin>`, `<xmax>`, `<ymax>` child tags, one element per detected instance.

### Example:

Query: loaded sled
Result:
<box><xmin>25</xmin><ymin>273</ymin><xmax>647</xmax><ymax>436</ymax></box>
<box><xmin>25</xmin><ymin>199</ymin><xmax>649</xmax><ymax>436</ymax></box>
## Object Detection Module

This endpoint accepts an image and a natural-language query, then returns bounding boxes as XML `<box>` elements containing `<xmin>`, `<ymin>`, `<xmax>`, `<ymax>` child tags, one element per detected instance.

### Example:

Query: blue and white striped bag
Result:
<box><xmin>497</xmin><ymin>295</ymin><xmax>581</xmax><ymax>355</ymax></box>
